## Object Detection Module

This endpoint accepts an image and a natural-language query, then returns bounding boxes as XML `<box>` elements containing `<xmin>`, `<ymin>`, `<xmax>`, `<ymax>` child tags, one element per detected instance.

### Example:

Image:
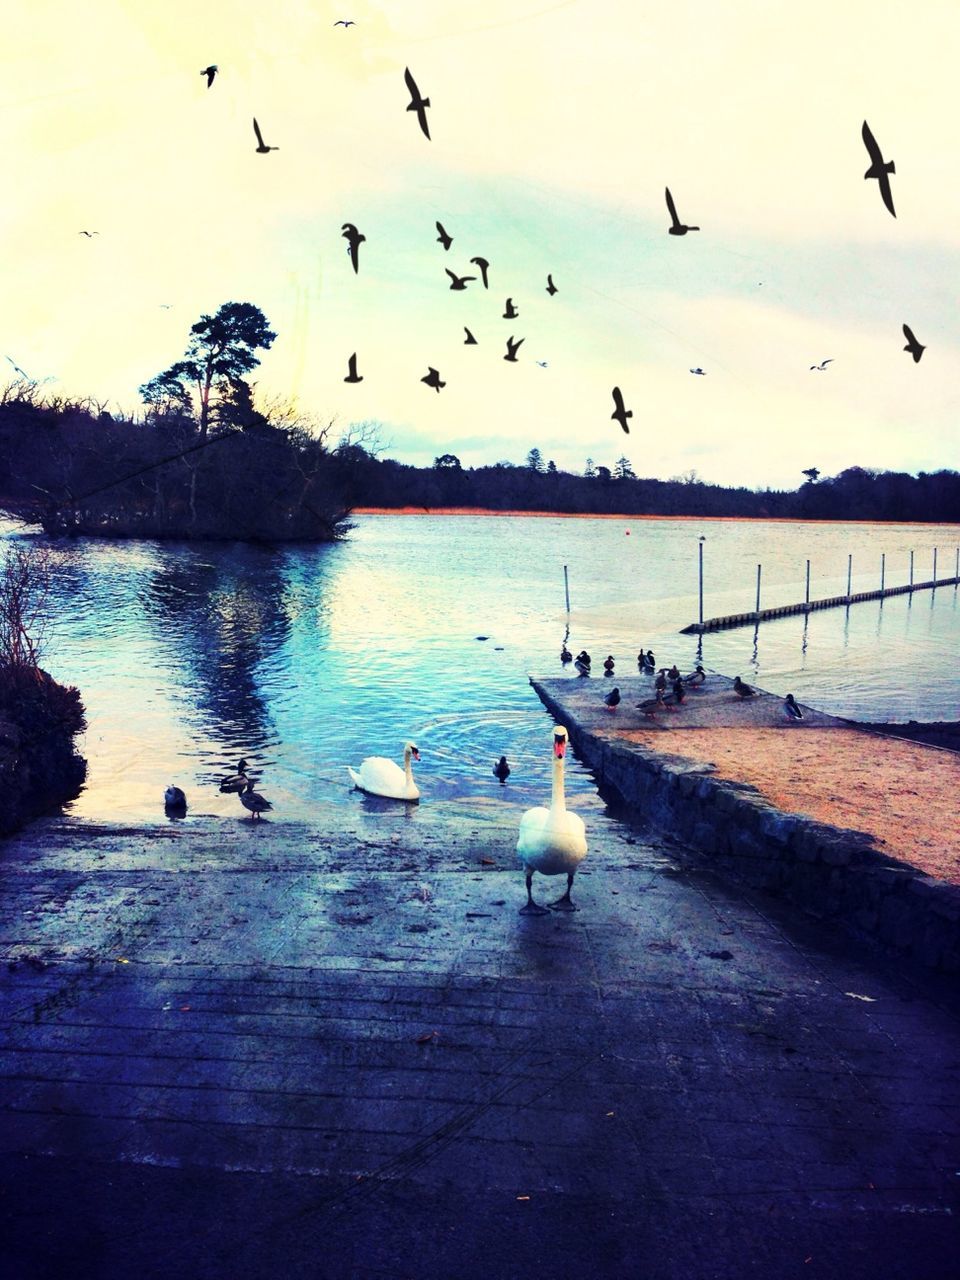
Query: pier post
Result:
<box><xmin>805</xmin><ymin>559</ymin><xmax>810</xmax><ymax>610</ymax></box>
<box><xmin>755</xmin><ymin>564</ymin><xmax>762</xmax><ymax>616</ymax></box>
<box><xmin>846</xmin><ymin>554</ymin><xmax>852</xmax><ymax>600</ymax></box>
<box><xmin>933</xmin><ymin>547</ymin><xmax>938</xmax><ymax>586</ymax></box>
<box><xmin>909</xmin><ymin>550</ymin><xmax>914</xmax><ymax>592</ymax></box>
<box><xmin>881</xmin><ymin>552</ymin><xmax>885</xmax><ymax>592</ymax></box>
<box><xmin>955</xmin><ymin>547</ymin><xmax>959</xmax><ymax>584</ymax></box>
<box><xmin>563</xmin><ymin>564</ymin><xmax>570</xmax><ymax>613</ymax></box>
<box><xmin>698</xmin><ymin>536</ymin><xmax>705</xmax><ymax>626</ymax></box>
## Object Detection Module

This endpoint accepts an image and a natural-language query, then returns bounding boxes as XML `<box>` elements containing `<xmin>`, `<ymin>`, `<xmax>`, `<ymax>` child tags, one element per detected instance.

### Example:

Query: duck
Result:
<box><xmin>784</xmin><ymin>694</ymin><xmax>804</xmax><ymax>721</ymax></box>
<box><xmin>239</xmin><ymin>778</ymin><xmax>273</xmax><ymax>820</ymax></box>
<box><xmin>560</xmin><ymin>645</ymin><xmax>572</xmax><ymax>663</ymax></box>
<box><xmin>642</xmin><ymin>650</ymin><xmax>656</xmax><ymax>670</ymax></box>
<box><xmin>666</xmin><ymin>664</ymin><xmax>681</xmax><ymax>681</ymax></box>
<box><xmin>636</xmin><ymin>689</ymin><xmax>666</xmax><ymax>716</ymax></box>
<box><xmin>574</xmin><ymin>659</ymin><xmax>591</xmax><ymax>677</ymax></box>
<box><xmin>348</xmin><ymin>742</ymin><xmax>421</xmax><ymax>801</ymax></box>
<box><xmin>575</xmin><ymin>650</ymin><xmax>592</xmax><ymax>668</ymax></box>
<box><xmin>517</xmin><ymin>725</ymin><xmax>587</xmax><ymax>914</ymax></box>
<box><xmin>493</xmin><ymin>755</ymin><xmax>511</xmax><ymax>782</ymax></box>
<box><xmin>733</xmin><ymin>676</ymin><xmax>756</xmax><ymax>698</ymax></box>
<box><xmin>664</xmin><ymin>677</ymin><xmax>685</xmax><ymax>705</ymax></box>
<box><xmin>654</xmin><ymin>669</ymin><xmax>668</xmax><ymax>693</ymax></box>
<box><xmin>164</xmin><ymin>785</ymin><xmax>186</xmax><ymax>811</ymax></box>
<box><xmin>602</xmin><ymin>655</ymin><xmax>615</xmax><ymax>675</ymax></box>
<box><xmin>603</xmin><ymin>687</ymin><xmax>621</xmax><ymax>713</ymax></box>
<box><xmin>219</xmin><ymin>759</ymin><xmax>250</xmax><ymax>793</ymax></box>
<box><xmin>682</xmin><ymin>664</ymin><xmax>706</xmax><ymax>687</ymax></box>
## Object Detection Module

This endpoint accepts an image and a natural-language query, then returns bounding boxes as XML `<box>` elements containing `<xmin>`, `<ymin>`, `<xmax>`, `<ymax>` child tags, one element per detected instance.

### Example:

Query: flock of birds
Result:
<box><xmin>562</xmin><ymin>645</ymin><xmax>805</xmax><ymax>723</ymax></box>
<box><xmin>142</xmin><ymin>31</ymin><xmax>929</xmax><ymax>449</ymax></box>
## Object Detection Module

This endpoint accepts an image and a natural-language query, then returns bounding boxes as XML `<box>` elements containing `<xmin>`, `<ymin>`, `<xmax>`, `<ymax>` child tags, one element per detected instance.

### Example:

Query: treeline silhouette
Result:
<box><xmin>0</xmin><ymin>383</ymin><xmax>356</xmax><ymax>541</ymax></box>
<box><xmin>337</xmin><ymin>450</ymin><xmax>960</xmax><ymax>523</ymax></box>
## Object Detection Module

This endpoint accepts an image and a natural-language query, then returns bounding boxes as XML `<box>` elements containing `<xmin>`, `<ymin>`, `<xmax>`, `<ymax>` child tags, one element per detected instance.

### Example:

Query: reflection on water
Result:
<box><xmin>3</xmin><ymin>514</ymin><xmax>957</xmax><ymax>823</ymax></box>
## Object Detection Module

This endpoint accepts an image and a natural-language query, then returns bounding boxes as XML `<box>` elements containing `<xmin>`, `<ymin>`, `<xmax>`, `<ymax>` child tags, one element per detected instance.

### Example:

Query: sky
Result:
<box><xmin>2</xmin><ymin>0</ymin><xmax>959</xmax><ymax>489</ymax></box>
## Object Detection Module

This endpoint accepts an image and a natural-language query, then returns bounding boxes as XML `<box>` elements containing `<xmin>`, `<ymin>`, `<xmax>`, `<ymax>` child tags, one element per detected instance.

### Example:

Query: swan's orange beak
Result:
<box><xmin>553</xmin><ymin>735</ymin><xmax>566</xmax><ymax>758</ymax></box>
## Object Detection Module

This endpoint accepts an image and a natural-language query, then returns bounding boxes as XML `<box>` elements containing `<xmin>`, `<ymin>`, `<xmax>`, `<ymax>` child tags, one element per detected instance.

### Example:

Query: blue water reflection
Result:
<box><xmin>7</xmin><ymin>513</ymin><xmax>957</xmax><ymax>822</ymax></box>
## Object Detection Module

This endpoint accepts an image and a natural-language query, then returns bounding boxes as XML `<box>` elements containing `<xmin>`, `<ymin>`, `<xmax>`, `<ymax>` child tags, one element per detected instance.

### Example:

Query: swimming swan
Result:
<box><xmin>517</xmin><ymin>725</ymin><xmax>587</xmax><ymax>913</ymax></box>
<box><xmin>348</xmin><ymin>742</ymin><xmax>421</xmax><ymax>801</ymax></box>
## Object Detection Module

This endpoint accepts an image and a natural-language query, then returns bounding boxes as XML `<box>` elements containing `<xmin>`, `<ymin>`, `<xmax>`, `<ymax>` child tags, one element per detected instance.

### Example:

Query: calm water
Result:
<box><xmin>7</xmin><ymin>513</ymin><xmax>959</xmax><ymax>823</ymax></box>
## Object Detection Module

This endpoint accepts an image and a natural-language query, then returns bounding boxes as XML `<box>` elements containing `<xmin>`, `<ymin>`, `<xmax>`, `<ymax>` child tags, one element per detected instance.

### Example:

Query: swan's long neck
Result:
<box><xmin>404</xmin><ymin>746</ymin><xmax>413</xmax><ymax>785</ymax></box>
<box><xmin>550</xmin><ymin>748</ymin><xmax>567</xmax><ymax>814</ymax></box>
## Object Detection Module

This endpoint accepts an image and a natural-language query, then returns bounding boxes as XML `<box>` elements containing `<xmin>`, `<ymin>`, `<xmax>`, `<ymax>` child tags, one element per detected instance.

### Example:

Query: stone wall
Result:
<box><xmin>532</xmin><ymin>681</ymin><xmax>960</xmax><ymax>973</ymax></box>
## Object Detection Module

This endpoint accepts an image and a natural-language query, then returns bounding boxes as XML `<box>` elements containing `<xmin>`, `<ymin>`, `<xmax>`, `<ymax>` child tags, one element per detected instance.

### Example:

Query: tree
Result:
<box><xmin>614</xmin><ymin>455</ymin><xmax>635</xmax><ymax>480</ymax></box>
<box><xmin>433</xmin><ymin>453</ymin><xmax>462</xmax><ymax>469</ymax></box>
<box><xmin>546</xmin><ymin>460</ymin><xmax>557</xmax><ymax>474</ymax></box>
<box><xmin>139</xmin><ymin>302</ymin><xmax>276</xmax><ymax>439</ymax></box>
<box><xmin>526</xmin><ymin>447</ymin><xmax>544</xmax><ymax>473</ymax></box>
<box><xmin>584</xmin><ymin>457</ymin><xmax>596</xmax><ymax>478</ymax></box>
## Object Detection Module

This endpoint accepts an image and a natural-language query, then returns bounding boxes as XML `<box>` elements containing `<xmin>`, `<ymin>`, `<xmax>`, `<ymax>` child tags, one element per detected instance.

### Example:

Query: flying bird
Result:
<box><xmin>503</xmin><ymin>336</ymin><xmax>525</xmax><ymax>362</ymax></box>
<box><xmin>334</xmin><ymin>19</ymin><xmax>356</xmax><ymax>26</ymax></box>
<box><xmin>200</xmin><ymin>65</ymin><xmax>218</xmax><ymax>88</ymax></box>
<box><xmin>435</xmin><ymin>221</ymin><xmax>453</xmax><ymax>250</ymax></box>
<box><xmin>404</xmin><ymin>67</ymin><xmax>431</xmax><ymax>140</ymax></box>
<box><xmin>421</xmin><ymin>367</ymin><xmax>446</xmax><ymax>392</ymax></box>
<box><xmin>5</xmin><ymin>356</ymin><xmax>30</xmax><ymax>380</ymax></box>
<box><xmin>78</xmin><ymin>230</ymin><xmax>99</xmax><ymax>237</ymax></box>
<box><xmin>902</xmin><ymin>323</ymin><xmax>925</xmax><ymax>363</ymax></box>
<box><xmin>503</xmin><ymin>298</ymin><xmax>518</xmax><ymax>319</ymax></box>
<box><xmin>810</xmin><ymin>359</ymin><xmax>833</xmax><ymax>371</ymax></box>
<box><xmin>861</xmin><ymin>121</ymin><xmax>896</xmax><ymax>218</ymax></box>
<box><xmin>463</xmin><ymin>327</ymin><xmax>478</xmax><ymax>345</ymax></box>
<box><xmin>665</xmin><ymin>187</ymin><xmax>699</xmax><ymax>235</ymax></box>
<box><xmin>253</xmin><ymin>118</ymin><xmax>278</xmax><ymax>153</ymax></box>
<box><xmin>611</xmin><ymin>386</ymin><xmax>632</xmax><ymax>434</ymax></box>
<box><xmin>801</xmin><ymin>467</ymin><xmax>820</xmax><ymax>482</ymax></box>
<box><xmin>535</xmin><ymin>360</ymin><xmax>548</xmax><ymax>368</ymax></box>
<box><xmin>690</xmin><ymin>367</ymin><xmax>706</xmax><ymax>376</ymax></box>
<box><xmin>470</xmin><ymin>256</ymin><xmax>490</xmax><ymax>288</ymax></box>
<box><xmin>445</xmin><ymin>268</ymin><xmax>475</xmax><ymax>291</ymax></box>
<box><xmin>341</xmin><ymin>222</ymin><xmax>365</xmax><ymax>273</ymax></box>
<box><xmin>546</xmin><ymin>274</ymin><xmax>558</xmax><ymax>296</ymax></box>
<box><xmin>344</xmin><ymin>353</ymin><xmax>363</xmax><ymax>383</ymax></box>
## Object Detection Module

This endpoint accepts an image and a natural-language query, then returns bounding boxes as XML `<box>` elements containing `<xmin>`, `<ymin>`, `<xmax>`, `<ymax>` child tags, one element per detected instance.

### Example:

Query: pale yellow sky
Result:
<box><xmin>2</xmin><ymin>0</ymin><xmax>958</xmax><ymax>486</ymax></box>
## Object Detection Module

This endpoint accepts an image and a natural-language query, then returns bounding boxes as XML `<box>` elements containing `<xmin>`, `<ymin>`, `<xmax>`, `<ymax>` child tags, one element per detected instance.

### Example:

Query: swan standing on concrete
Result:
<box><xmin>517</xmin><ymin>726</ymin><xmax>587</xmax><ymax>914</ymax></box>
<box><xmin>348</xmin><ymin>742</ymin><xmax>421</xmax><ymax>801</ymax></box>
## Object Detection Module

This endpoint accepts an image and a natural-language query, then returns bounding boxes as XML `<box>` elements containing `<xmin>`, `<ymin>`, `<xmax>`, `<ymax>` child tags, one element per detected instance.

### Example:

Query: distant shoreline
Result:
<box><xmin>352</xmin><ymin>507</ymin><xmax>960</xmax><ymax>527</ymax></box>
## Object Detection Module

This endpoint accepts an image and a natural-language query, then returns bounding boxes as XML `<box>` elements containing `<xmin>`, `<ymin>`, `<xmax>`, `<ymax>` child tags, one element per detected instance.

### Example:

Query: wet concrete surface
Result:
<box><xmin>1</xmin><ymin>804</ymin><xmax>959</xmax><ymax>1279</ymax></box>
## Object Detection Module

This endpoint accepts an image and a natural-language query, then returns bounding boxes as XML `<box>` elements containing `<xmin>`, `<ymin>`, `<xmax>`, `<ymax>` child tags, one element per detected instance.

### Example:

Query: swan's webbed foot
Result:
<box><xmin>548</xmin><ymin>874</ymin><xmax>578</xmax><ymax>911</ymax></box>
<box><xmin>520</xmin><ymin>872</ymin><xmax>550</xmax><ymax>915</ymax></box>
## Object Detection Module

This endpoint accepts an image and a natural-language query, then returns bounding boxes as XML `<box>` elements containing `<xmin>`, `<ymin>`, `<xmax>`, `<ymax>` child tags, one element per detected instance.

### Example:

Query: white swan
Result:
<box><xmin>348</xmin><ymin>742</ymin><xmax>420</xmax><ymax>801</ymax></box>
<box><xmin>517</xmin><ymin>725</ymin><xmax>587</xmax><ymax>913</ymax></box>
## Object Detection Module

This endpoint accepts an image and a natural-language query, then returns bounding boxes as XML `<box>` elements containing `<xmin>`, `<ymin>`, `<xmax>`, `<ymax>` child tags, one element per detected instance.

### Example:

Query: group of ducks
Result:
<box><xmin>163</xmin><ymin>760</ymin><xmax>273</xmax><ymax>820</ymax></box>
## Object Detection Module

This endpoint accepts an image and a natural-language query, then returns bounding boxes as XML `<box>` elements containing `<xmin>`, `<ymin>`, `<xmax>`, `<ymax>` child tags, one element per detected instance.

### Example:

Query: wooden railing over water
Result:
<box><xmin>680</xmin><ymin>576</ymin><xmax>960</xmax><ymax>635</ymax></box>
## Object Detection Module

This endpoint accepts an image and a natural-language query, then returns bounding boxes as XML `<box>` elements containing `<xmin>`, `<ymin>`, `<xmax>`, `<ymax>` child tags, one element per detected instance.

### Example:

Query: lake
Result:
<box><xmin>8</xmin><ymin>513</ymin><xmax>960</xmax><ymax>824</ymax></box>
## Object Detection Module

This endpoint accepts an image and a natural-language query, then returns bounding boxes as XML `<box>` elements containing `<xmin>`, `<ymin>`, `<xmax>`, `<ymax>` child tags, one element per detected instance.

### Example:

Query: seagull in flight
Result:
<box><xmin>200</xmin><ymin>65</ymin><xmax>218</xmax><ymax>88</ymax></box>
<box><xmin>689</xmin><ymin>367</ymin><xmax>706</xmax><ymax>376</ymax></box>
<box><xmin>341</xmin><ymin>222</ymin><xmax>365</xmax><ymax>274</ymax></box>
<box><xmin>503</xmin><ymin>336</ymin><xmax>525</xmax><ymax>363</ymax></box>
<box><xmin>546</xmin><ymin>274</ymin><xmax>558</xmax><ymax>296</ymax></box>
<box><xmin>861</xmin><ymin>121</ymin><xmax>896</xmax><ymax>218</ymax></box>
<box><xmin>435</xmin><ymin>222</ymin><xmax>453</xmax><ymax>251</ymax></box>
<box><xmin>536</xmin><ymin>360</ymin><xmax>548</xmax><ymax>368</ymax></box>
<box><xmin>464</xmin><ymin>327</ymin><xmax>478</xmax><ymax>345</ymax></box>
<box><xmin>902</xmin><ymin>323</ymin><xmax>925</xmax><ymax>363</ymax></box>
<box><xmin>502</xmin><ymin>298</ymin><xmax>518</xmax><ymax>320</ymax></box>
<box><xmin>404</xmin><ymin>68</ymin><xmax>431</xmax><ymax>140</ymax></box>
<box><xmin>253</xmin><ymin>119</ymin><xmax>278</xmax><ymax>153</ymax></box>
<box><xmin>665</xmin><ymin>187</ymin><xmax>699</xmax><ymax>235</ymax></box>
<box><xmin>344</xmin><ymin>353</ymin><xmax>363</xmax><ymax>383</ymax></box>
<box><xmin>334</xmin><ymin>19</ymin><xmax>356</xmax><ymax>27</ymax></box>
<box><xmin>445</xmin><ymin>269</ymin><xmax>475</xmax><ymax>291</ymax></box>
<box><xmin>470</xmin><ymin>256</ymin><xmax>490</xmax><ymax>288</ymax></box>
<box><xmin>421</xmin><ymin>367</ymin><xmax>445</xmax><ymax>392</ymax></box>
<box><xmin>810</xmin><ymin>359</ymin><xmax>833</xmax><ymax>371</ymax></box>
<box><xmin>611</xmin><ymin>387</ymin><xmax>632</xmax><ymax>434</ymax></box>
<box><xmin>78</xmin><ymin>230</ymin><xmax>99</xmax><ymax>237</ymax></box>
<box><xmin>5</xmin><ymin>356</ymin><xmax>30</xmax><ymax>380</ymax></box>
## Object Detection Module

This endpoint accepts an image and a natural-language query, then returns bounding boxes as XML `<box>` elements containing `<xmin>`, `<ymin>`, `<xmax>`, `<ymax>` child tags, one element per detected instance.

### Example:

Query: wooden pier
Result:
<box><xmin>680</xmin><ymin>575</ymin><xmax>960</xmax><ymax>634</ymax></box>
